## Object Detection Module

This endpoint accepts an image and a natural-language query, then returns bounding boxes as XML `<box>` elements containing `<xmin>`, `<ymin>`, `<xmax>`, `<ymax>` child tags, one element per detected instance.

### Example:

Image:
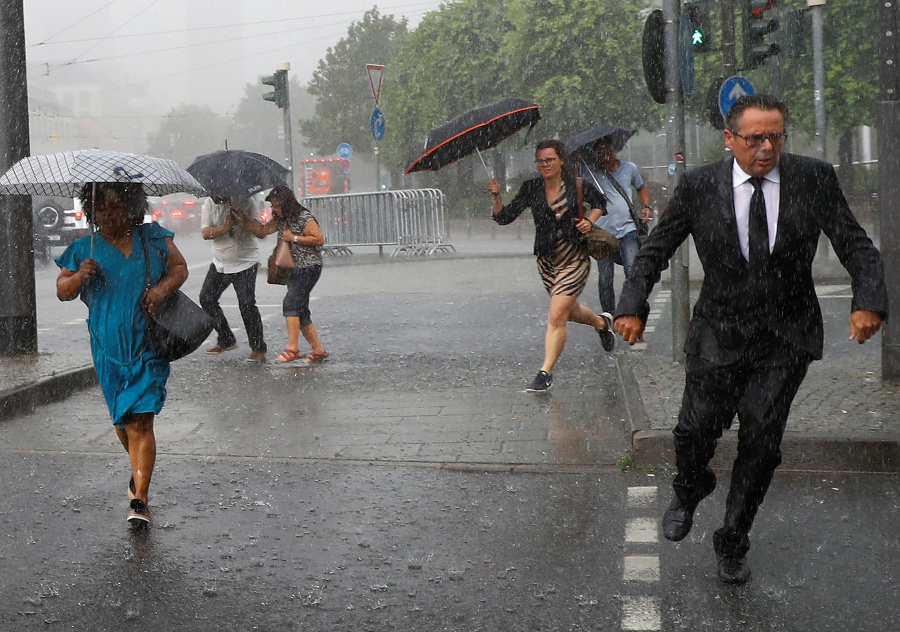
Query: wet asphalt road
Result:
<box><xmin>4</xmin><ymin>250</ymin><xmax>899</xmax><ymax>630</ymax></box>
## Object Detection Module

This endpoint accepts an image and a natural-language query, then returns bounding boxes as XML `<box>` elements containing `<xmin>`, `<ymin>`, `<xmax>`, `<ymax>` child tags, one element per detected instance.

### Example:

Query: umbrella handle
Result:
<box><xmin>475</xmin><ymin>148</ymin><xmax>493</xmax><ymax>179</ymax></box>
<box><xmin>580</xmin><ymin>158</ymin><xmax>606</xmax><ymax>195</ymax></box>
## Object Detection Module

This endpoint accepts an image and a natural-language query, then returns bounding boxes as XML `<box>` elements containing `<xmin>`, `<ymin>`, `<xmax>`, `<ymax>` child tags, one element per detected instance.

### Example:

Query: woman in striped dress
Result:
<box><xmin>488</xmin><ymin>139</ymin><xmax>616</xmax><ymax>392</ymax></box>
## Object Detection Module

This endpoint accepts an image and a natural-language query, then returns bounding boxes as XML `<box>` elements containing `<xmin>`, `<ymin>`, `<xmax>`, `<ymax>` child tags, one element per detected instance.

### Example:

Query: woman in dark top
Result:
<box><xmin>487</xmin><ymin>139</ymin><xmax>616</xmax><ymax>392</ymax></box>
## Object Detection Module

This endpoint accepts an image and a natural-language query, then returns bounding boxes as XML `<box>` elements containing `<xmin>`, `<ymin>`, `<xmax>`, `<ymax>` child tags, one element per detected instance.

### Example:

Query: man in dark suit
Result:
<box><xmin>614</xmin><ymin>94</ymin><xmax>888</xmax><ymax>584</ymax></box>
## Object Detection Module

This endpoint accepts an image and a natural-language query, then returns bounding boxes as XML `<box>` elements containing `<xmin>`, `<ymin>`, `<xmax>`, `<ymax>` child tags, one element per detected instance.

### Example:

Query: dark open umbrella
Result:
<box><xmin>187</xmin><ymin>150</ymin><xmax>289</xmax><ymax>198</ymax></box>
<box><xmin>404</xmin><ymin>98</ymin><xmax>541</xmax><ymax>175</ymax></box>
<box><xmin>566</xmin><ymin>124</ymin><xmax>638</xmax><ymax>157</ymax></box>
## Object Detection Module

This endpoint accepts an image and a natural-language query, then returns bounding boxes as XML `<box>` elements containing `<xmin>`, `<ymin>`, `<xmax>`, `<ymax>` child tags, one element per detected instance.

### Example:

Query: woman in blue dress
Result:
<box><xmin>56</xmin><ymin>182</ymin><xmax>188</xmax><ymax>525</ymax></box>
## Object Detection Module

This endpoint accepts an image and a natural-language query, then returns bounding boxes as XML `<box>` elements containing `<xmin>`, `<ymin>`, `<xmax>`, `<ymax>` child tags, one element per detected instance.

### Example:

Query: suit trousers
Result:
<box><xmin>199</xmin><ymin>263</ymin><xmax>267</xmax><ymax>353</ymax></box>
<box><xmin>673</xmin><ymin>329</ymin><xmax>811</xmax><ymax>556</ymax></box>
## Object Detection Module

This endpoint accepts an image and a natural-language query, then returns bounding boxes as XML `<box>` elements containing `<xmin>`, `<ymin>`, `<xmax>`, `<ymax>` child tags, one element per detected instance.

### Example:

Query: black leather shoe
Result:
<box><xmin>662</xmin><ymin>477</ymin><xmax>716</xmax><ymax>541</ymax></box>
<box><xmin>663</xmin><ymin>497</ymin><xmax>695</xmax><ymax>541</ymax></box>
<box><xmin>717</xmin><ymin>554</ymin><xmax>751</xmax><ymax>584</ymax></box>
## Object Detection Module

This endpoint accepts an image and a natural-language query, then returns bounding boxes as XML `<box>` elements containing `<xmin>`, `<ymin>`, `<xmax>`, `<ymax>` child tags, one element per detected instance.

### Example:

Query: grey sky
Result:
<box><xmin>24</xmin><ymin>0</ymin><xmax>443</xmax><ymax>117</ymax></box>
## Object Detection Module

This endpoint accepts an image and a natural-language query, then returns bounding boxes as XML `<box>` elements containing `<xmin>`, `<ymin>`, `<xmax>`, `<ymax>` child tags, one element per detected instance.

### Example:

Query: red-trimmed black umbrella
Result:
<box><xmin>404</xmin><ymin>98</ymin><xmax>541</xmax><ymax>175</ymax></box>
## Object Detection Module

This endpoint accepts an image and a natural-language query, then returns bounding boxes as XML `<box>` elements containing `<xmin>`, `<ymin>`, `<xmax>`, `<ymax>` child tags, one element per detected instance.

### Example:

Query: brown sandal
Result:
<box><xmin>276</xmin><ymin>348</ymin><xmax>305</xmax><ymax>363</ymax></box>
<box><xmin>305</xmin><ymin>351</ymin><xmax>329</xmax><ymax>363</ymax></box>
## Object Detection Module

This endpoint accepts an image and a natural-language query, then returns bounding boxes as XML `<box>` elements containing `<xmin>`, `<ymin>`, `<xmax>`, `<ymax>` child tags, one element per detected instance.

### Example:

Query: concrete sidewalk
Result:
<box><xmin>2</xmin><ymin>219</ymin><xmax>898</xmax><ymax>472</ymax></box>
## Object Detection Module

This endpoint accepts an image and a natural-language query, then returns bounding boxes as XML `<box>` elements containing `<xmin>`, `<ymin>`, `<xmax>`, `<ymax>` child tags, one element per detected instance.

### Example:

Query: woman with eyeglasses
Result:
<box><xmin>487</xmin><ymin>139</ymin><xmax>616</xmax><ymax>392</ymax></box>
<box><xmin>55</xmin><ymin>182</ymin><xmax>189</xmax><ymax>525</ymax></box>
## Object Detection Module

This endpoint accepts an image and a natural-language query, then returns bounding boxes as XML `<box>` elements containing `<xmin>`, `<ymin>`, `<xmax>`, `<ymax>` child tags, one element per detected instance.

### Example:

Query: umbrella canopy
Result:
<box><xmin>566</xmin><ymin>124</ymin><xmax>638</xmax><ymax>156</ymax></box>
<box><xmin>0</xmin><ymin>149</ymin><xmax>206</xmax><ymax>197</ymax></box>
<box><xmin>187</xmin><ymin>150</ymin><xmax>290</xmax><ymax>198</ymax></box>
<box><xmin>404</xmin><ymin>98</ymin><xmax>541</xmax><ymax>175</ymax></box>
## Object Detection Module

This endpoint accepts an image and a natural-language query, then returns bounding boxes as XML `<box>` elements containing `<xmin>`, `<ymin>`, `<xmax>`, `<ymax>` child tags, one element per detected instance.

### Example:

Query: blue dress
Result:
<box><xmin>56</xmin><ymin>223</ymin><xmax>174</xmax><ymax>427</ymax></box>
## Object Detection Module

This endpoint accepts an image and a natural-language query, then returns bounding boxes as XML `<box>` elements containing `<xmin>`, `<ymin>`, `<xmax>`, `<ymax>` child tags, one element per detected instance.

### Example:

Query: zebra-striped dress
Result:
<box><xmin>536</xmin><ymin>182</ymin><xmax>591</xmax><ymax>297</ymax></box>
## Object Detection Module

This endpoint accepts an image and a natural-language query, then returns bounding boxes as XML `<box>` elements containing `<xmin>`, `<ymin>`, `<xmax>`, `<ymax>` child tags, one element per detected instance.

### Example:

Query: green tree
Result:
<box><xmin>146</xmin><ymin>104</ymin><xmax>230</xmax><ymax>167</ymax></box>
<box><xmin>300</xmin><ymin>8</ymin><xmax>407</xmax><ymax>157</ymax></box>
<box><xmin>381</xmin><ymin>0</ymin><xmax>514</xmax><ymax>191</ymax></box>
<box><xmin>501</xmin><ymin>0</ymin><xmax>659</xmax><ymax>140</ymax></box>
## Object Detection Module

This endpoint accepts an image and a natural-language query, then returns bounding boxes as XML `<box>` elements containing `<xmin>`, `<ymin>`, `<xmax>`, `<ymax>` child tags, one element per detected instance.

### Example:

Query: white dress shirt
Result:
<box><xmin>732</xmin><ymin>160</ymin><xmax>780</xmax><ymax>261</ymax></box>
<box><xmin>200</xmin><ymin>197</ymin><xmax>262</xmax><ymax>274</ymax></box>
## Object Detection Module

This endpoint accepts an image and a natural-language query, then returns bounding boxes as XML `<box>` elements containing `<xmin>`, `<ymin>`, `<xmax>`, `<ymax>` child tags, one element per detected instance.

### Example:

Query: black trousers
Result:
<box><xmin>673</xmin><ymin>329</ymin><xmax>811</xmax><ymax>557</ymax></box>
<box><xmin>199</xmin><ymin>263</ymin><xmax>267</xmax><ymax>353</ymax></box>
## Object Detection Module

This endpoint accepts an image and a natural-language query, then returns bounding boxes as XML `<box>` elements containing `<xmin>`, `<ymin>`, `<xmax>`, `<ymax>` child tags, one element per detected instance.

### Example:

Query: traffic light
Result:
<box><xmin>743</xmin><ymin>0</ymin><xmax>779</xmax><ymax>70</ymax></box>
<box><xmin>686</xmin><ymin>1</ymin><xmax>713</xmax><ymax>53</ymax></box>
<box><xmin>262</xmin><ymin>69</ymin><xmax>288</xmax><ymax>109</ymax></box>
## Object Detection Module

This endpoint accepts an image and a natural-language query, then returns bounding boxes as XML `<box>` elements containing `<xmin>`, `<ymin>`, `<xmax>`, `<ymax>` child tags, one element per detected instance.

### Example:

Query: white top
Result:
<box><xmin>732</xmin><ymin>161</ymin><xmax>780</xmax><ymax>261</ymax></box>
<box><xmin>200</xmin><ymin>197</ymin><xmax>261</xmax><ymax>273</ymax></box>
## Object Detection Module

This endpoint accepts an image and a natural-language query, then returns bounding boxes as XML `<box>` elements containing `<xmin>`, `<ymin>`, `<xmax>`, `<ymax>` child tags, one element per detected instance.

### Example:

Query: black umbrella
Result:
<box><xmin>566</xmin><ymin>124</ymin><xmax>638</xmax><ymax>156</ymax></box>
<box><xmin>186</xmin><ymin>150</ymin><xmax>289</xmax><ymax>198</ymax></box>
<box><xmin>404</xmin><ymin>98</ymin><xmax>541</xmax><ymax>175</ymax></box>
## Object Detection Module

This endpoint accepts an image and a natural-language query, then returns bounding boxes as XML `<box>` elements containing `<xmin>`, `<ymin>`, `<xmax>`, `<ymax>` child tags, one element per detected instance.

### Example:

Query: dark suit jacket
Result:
<box><xmin>616</xmin><ymin>153</ymin><xmax>889</xmax><ymax>362</ymax></box>
<box><xmin>493</xmin><ymin>176</ymin><xmax>606</xmax><ymax>258</ymax></box>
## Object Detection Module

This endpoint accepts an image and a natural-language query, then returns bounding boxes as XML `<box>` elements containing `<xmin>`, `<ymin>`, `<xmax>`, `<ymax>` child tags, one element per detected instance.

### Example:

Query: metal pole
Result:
<box><xmin>664</xmin><ymin>0</ymin><xmax>690</xmax><ymax>363</ymax></box>
<box><xmin>374</xmin><ymin>144</ymin><xmax>380</xmax><ymax>190</ymax></box>
<box><xmin>809</xmin><ymin>0</ymin><xmax>826</xmax><ymax>159</ymax></box>
<box><xmin>878</xmin><ymin>0</ymin><xmax>900</xmax><ymax>380</ymax></box>
<box><xmin>278</xmin><ymin>62</ymin><xmax>294</xmax><ymax>188</ymax></box>
<box><xmin>721</xmin><ymin>0</ymin><xmax>737</xmax><ymax>75</ymax></box>
<box><xmin>0</xmin><ymin>0</ymin><xmax>36</xmax><ymax>356</ymax></box>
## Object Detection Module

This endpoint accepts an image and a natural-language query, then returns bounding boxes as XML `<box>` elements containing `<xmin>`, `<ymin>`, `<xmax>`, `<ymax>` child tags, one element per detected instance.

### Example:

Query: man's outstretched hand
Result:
<box><xmin>615</xmin><ymin>315</ymin><xmax>646</xmax><ymax>346</ymax></box>
<box><xmin>849</xmin><ymin>309</ymin><xmax>883</xmax><ymax>344</ymax></box>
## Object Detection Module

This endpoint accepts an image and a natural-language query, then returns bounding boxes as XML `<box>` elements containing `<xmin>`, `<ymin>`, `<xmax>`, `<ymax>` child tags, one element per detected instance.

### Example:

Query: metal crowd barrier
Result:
<box><xmin>300</xmin><ymin>189</ymin><xmax>455</xmax><ymax>256</ymax></box>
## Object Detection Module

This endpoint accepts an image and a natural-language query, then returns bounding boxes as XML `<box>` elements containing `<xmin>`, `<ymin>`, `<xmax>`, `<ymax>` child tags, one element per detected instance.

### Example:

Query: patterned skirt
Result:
<box><xmin>537</xmin><ymin>236</ymin><xmax>590</xmax><ymax>297</ymax></box>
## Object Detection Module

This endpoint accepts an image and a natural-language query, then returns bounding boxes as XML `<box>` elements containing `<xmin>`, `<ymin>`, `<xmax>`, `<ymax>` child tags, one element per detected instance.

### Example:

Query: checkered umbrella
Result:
<box><xmin>0</xmin><ymin>149</ymin><xmax>206</xmax><ymax>197</ymax></box>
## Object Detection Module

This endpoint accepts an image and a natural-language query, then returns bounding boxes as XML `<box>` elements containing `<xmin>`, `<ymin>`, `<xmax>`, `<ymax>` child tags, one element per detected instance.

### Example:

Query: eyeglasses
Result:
<box><xmin>730</xmin><ymin>131</ymin><xmax>787</xmax><ymax>148</ymax></box>
<box><xmin>535</xmin><ymin>158</ymin><xmax>558</xmax><ymax>166</ymax></box>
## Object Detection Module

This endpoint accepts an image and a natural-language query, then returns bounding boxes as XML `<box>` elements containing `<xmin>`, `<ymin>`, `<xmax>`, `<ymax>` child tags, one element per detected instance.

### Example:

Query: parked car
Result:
<box><xmin>32</xmin><ymin>195</ymin><xmax>89</xmax><ymax>248</ymax></box>
<box><xmin>149</xmin><ymin>193</ymin><xmax>202</xmax><ymax>236</ymax></box>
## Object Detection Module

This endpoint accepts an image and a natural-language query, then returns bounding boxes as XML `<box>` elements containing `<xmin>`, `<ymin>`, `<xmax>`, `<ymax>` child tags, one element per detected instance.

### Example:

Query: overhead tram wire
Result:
<box><xmin>28</xmin><ymin>0</ymin><xmax>441</xmax><ymax>48</ymax></box>
<box><xmin>64</xmin><ymin>0</ymin><xmax>165</xmax><ymax>66</ymax></box>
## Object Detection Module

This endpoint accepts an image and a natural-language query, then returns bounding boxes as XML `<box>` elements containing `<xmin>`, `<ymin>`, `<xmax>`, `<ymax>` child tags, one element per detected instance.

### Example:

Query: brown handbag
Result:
<box><xmin>576</xmin><ymin>177</ymin><xmax>619</xmax><ymax>261</ymax></box>
<box><xmin>267</xmin><ymin>239</ymin><xmax>294</xmax><ymax>285</ymax></box>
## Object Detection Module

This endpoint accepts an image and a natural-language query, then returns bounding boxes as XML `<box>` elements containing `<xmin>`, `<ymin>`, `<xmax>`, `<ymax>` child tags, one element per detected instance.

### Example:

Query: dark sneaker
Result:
<box><xmin>127</xmin><ymin>499</ymin><xmax>151</xmax><ymax>525</ymax></box>
<box><xmin>597</xmin><ymin>312</ymin><xmax>615</xmax><ymax>352</ymax></box>
<box><xmin>526</xmin><ymin>370</ymin><xmax>553</xmax><ymax>392</ymax></box>
<box><xmin>206</xmin><ymin>343</ymin><xmax>237</xmax><ymax>355</ymax></box>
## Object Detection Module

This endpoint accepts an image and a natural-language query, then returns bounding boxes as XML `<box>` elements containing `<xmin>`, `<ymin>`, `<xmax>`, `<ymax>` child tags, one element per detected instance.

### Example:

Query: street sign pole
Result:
<box><xmin>367</xmin><ymin>65</ymin><xmax>385</xmax><ymax>191</ymax></box>
<box><xmin>664</xmin><ymin>0</ymin><xmax>690</xmax><ymax>363</ymax></box>
<box><xmin>878</xmin><ymin>0</ymin><xmax>900</xmax><ymax>380</ymax></box>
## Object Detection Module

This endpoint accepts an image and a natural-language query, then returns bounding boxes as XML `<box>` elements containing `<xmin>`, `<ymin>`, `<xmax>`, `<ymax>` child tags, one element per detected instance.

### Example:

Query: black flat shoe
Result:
<box><xmin>662</xmin><ymin>476</ymin><xmax>716</xmax><ymax>541</ymax></box>
<box><xmin>663</xmin><ymin>497</ymin><xmax>695</xmax><ymax>541</ymax></box>
<box><xmin>717</xmin><ymin>554</ymin><xmax>751</xmax><ymax>584</ymax></box>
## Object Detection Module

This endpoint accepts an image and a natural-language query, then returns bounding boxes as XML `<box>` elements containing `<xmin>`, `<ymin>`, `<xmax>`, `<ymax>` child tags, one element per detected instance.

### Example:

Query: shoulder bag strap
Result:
<box><xmin>576</xmin><ymin>177</ymin><xmax>585</xmax><ymax>220</ymax></box>
<box><xmin>603</xmin><ymin>169</ymin><xmax>644</xmax><ymax>230</ymax></box>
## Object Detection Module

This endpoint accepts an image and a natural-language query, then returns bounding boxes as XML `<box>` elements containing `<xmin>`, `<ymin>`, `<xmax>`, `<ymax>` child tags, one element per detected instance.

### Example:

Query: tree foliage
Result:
<box><xmin>300</xmin><ymin>9</ymin><xmax>407</xmax><ymax>156</ymax></box>
<box><xmin>777</xmin><ymin>0</ymin><xmax>878</xmax><ymax>138</ymax></box>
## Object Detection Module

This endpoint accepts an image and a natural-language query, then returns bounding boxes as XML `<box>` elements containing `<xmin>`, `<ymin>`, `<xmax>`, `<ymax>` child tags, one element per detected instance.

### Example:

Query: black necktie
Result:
<box><xmin>748</xmin><ymin>177</ymin><xmax>769</xmax><ymax>267</ymax></box>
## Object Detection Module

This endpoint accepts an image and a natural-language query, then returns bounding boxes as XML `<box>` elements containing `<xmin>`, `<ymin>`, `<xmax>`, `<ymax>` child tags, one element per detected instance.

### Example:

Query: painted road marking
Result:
<box><xmin>623</xmin><ymin>486</ymin><xmax>661</xmax><ymax>630</ymax></box>
<box><xmin>622</xmin><ymin>596</ymin><xmax>662</xmax><ymax>630</ymax></box>
<box><xmin>624</xmin><ymin>555</ymin><xmax>660</xmax><ymax>582</ymax></box>
<box><xmin>625</xmin><ymin>517</ymin><xmax>657</xmax><ymax>543</ymax></box>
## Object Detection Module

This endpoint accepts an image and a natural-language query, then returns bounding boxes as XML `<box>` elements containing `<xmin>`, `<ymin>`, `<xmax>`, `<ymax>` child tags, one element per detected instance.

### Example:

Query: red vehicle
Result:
<box><xmin>298</xmin><ymin>158</ymin><xmax>349</xmax><ymax>196</ymax></box>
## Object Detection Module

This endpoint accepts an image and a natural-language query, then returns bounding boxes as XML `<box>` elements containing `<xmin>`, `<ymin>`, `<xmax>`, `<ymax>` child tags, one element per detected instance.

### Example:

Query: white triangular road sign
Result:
<box><xmin>366</xmin><ymin>64</ymin><xmax>385</xmax><ymax>106</ymax></box>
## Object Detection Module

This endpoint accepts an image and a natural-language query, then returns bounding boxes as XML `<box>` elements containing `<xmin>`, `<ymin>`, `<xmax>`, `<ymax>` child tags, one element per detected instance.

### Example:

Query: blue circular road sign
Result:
<box><xmin>719</xmin><ymin>76</ymin><xmax>755</xmax><ymax>118</ymax></box>
<box><xmin>336</xmin><ymin>143</ymin><xmax>352</xmax><ymax>159</ymax></box>
<box><xmin>371</xmin><ymin>108</ymin><xmax>385</xmax><ymax>142</ymax></box>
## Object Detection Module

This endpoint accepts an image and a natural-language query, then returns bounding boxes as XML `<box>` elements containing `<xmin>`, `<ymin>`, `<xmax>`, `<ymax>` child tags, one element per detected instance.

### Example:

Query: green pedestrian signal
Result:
<box><xmin>686</xmin><ymin>2</ymin><xmax>713</xmax><ymax>53</ymax></box>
